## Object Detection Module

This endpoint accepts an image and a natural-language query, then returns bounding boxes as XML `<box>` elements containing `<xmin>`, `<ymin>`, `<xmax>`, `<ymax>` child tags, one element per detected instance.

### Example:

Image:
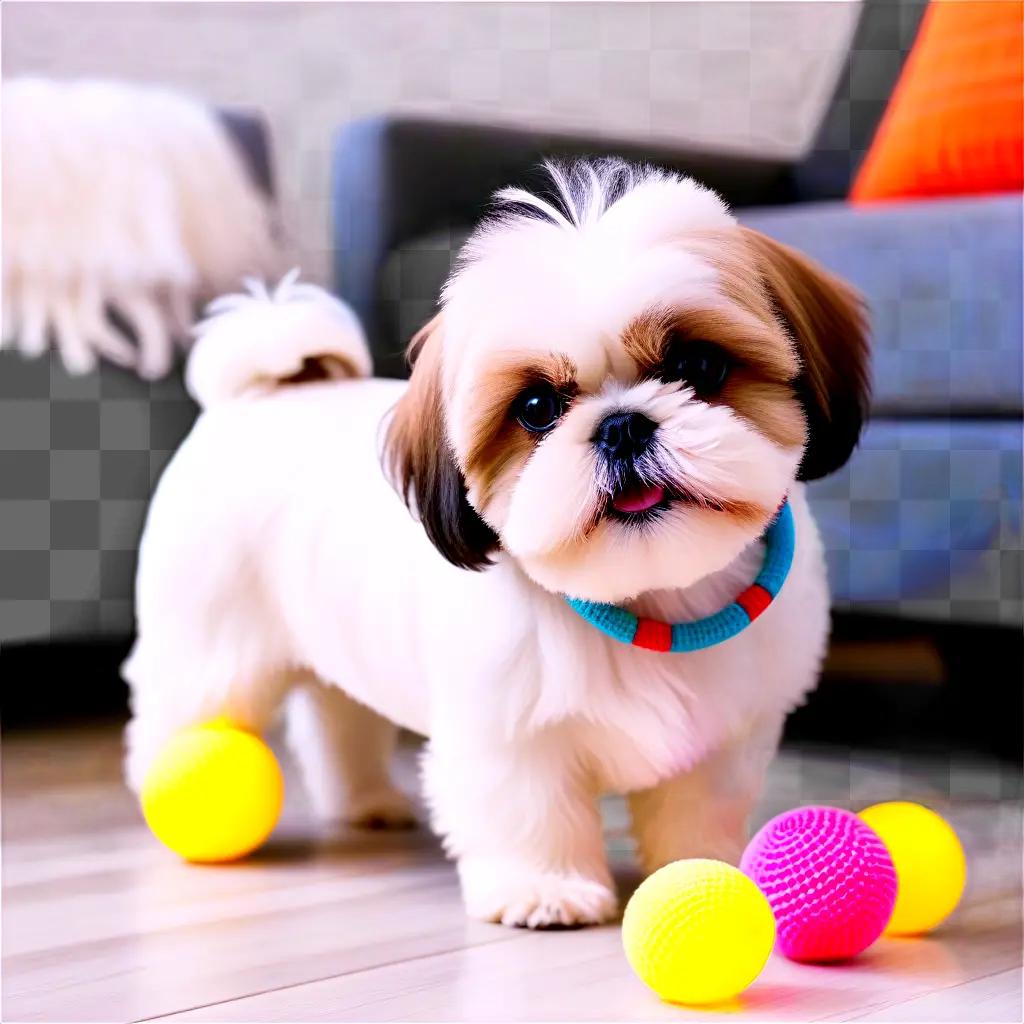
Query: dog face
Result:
<box><xmin>387</xmin><ymin>162</ymin><xmax>869</xmax><ymax>602</ymax></box>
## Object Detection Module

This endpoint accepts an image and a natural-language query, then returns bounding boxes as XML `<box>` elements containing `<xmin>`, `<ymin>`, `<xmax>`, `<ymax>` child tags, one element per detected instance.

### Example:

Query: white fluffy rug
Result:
<box><xmin>2</xmin><ymin>78</ymin><xmax>279</xmax><ymax>378</ymax></box>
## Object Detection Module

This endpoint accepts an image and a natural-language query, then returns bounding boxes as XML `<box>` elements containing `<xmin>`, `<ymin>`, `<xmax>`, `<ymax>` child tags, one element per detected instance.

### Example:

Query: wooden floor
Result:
<box><xmin>2</xmin><ymin>722</ymin><xmax>1021</xmax><ymax>1023</ymax></box>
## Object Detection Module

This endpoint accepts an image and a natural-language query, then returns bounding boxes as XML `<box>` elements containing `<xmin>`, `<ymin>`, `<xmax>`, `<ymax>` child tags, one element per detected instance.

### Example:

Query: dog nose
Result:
<box><xmin>594</xmin><ymin>411</ymin><xmax>657</xmax><ymax>461</ymax></box>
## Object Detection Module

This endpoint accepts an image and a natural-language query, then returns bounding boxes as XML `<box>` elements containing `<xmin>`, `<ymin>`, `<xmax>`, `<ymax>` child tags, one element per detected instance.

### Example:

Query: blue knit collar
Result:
<box><xmin>563</xmin><ymin>500</ymin><xmax>795</xmax><ymax>653</ymax></box>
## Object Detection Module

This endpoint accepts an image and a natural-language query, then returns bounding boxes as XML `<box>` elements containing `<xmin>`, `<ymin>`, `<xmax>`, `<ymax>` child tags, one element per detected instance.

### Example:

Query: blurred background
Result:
<box><xmin>4</xmin><ymin>1</ymin><xmax>862</xmax><ymax>282</ymax></box>
<box><xmin>2</xmin><ymin>0</ymin><xmax>1022</xmax><ymax>761</ymax></box>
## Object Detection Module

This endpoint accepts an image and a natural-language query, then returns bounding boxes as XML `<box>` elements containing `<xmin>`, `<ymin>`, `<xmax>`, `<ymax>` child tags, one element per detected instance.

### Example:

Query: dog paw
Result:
<box><xmin>459</xmin><ymin>858</ymin><xmax>618</xmax><ymax>929</ymax></box>
<box><xmin>346</xmin><ymin>786</ymin><xmax>417</xmax><ymax>830</ymax></box>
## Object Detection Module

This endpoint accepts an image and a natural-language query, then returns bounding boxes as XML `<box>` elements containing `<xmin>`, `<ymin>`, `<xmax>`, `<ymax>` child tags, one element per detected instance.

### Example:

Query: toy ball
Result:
<box><xmin>859</xmin><ymin>801</ymin><xmax>966</xmax><ymax>935</ymax></box>
<box><xmin>741</xmin><ymin>806</ymin><xmax>896</xmax><ymax>962</ymax></box>
<box><xmin>622</xmin><ymin>858</ymin><xmax>776</xmax><ymax>1005</ymax></box>
<box><xmin>141</xmin><ymin>721</ymin><xmax>284</xmax><ymax>863</ymax></box>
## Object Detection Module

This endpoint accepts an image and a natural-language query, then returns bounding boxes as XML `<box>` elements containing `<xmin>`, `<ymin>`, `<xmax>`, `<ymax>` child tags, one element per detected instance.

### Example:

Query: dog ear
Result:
<box><xmin>385</xmin><ymin>314</ymin><xmax>499</xmax><ymax>570</ymax></box>
<box><xmin>741</xmin><ymin>228</ymin><xmax>871</xmax><ymax>481</ymax></box>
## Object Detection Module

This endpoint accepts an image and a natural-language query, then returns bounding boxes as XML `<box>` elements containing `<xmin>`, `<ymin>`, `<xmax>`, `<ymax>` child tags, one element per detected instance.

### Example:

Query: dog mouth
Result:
<box><xmin>610</xmin><ymin>481</ymin><xmax>666</xmax><ymax>515</ymax></box>
<box><xmin>605</xmin><ymin>473</ymin><xmax>729</xmax><ymax>524</ymax></box>
<box><xmin>606</xmin><ymin>472</ymin><xmax>672</xmax><ymax>523</ymax></box>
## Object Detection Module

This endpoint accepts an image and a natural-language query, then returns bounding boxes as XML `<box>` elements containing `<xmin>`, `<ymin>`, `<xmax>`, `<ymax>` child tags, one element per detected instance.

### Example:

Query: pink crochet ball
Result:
<box><xmin>740</xmin><ymin>805</ymin><xmax>897</xmax><ymax>962</ymax></box>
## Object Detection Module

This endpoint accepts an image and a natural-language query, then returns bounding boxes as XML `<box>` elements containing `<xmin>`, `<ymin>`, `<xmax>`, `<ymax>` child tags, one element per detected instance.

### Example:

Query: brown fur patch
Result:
<box><xmin>278</xmin><ymin>354</ymin><xmax>360</xmax><ymax>385</ymax></box>
<box><xmin>719</xmin><ymin>378</ymin><xmax>806</xmax><ymax>450</ymax></box>
<box><xmin>677</xmin><ymin>227</ymin><xmax>869</xmax><ymax>477</ymax></box>
<box><xmin>463</xmin><ymin>351</ymin><xmax>578</xmax><ymax>512</ymax></box>
<box><xmin>668</xmin><ymin>489</ymin><xmax>770</xmax><ymax>529</ymax></box>
<box><xmin>621</xmin><ymin>298</ymin><xmax>804</xmax><ymax>450</ymax></box>
<box><xmin>620</xmin><ymin>308</ymin><xmax>675</xmax><ymax>376</ymax></box>
<box><xmin>667</xmin><ymin>307</ymin><xmax>800</xmax><ymax>385</ymax></box>
<box><xmin>737</xmin><ymin>227</ymin><xmax>871</xmax><ymax>479</ymax></box>
<box><xmin>385</xmin><ymin>315</ymin><xmax>499</xmax><ymax>570</ymax></box>
<box><xmin>621</xmin><ymin>223</ymin><xmax>868</xmax><ymax>465</ymax></box>
<box><xmin>681</xmin><ymin>229</ymin><xmax>781</xmax><ymax>317</ymax></box>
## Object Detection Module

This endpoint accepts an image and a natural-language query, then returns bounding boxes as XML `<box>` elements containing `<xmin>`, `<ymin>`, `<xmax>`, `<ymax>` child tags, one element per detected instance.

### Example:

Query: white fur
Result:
<box><xmin>186</xmin><ymin>270</ymin><xmax>372</xmax><ymax>408</ymax></box>
<box><xmin>126</xmin><ymin>167</ymin><xmax>836</xmax><ymax>929</ymax></box>
<box><xmin>1</xmin><ymin>78</ymin><xmax>278</xmax><ymax>379</ymax></box>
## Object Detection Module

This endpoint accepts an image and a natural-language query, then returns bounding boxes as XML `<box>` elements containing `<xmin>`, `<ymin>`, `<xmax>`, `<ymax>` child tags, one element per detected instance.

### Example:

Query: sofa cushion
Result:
<box><xmin>739</xmin><ymin>195</ymin><xmax>1024</xmax><ymax>415</ymax></box>
<box><xmin>807</xmin><ymin>418</ymin><xmax>1021</xmax><ymax>626</ymax></box>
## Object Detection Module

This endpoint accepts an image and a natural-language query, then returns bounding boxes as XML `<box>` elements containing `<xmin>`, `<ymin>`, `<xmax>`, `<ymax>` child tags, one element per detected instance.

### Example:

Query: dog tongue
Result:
<box><xmin>612</xmin><ymin>483</ymin><xmax>665</xmax><ymax>514</ymax></box>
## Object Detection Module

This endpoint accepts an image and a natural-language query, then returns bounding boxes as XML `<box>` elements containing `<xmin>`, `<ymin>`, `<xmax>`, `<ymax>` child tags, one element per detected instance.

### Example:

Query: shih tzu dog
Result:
<box><xmin>124</xmin><ymin>161</ymin><xmax>869</xmax><ymax>928</ymax></box>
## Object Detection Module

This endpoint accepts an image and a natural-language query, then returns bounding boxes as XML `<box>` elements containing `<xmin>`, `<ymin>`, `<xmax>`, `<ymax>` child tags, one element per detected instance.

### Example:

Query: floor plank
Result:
<box><xmin>2</xmin><ymin>722</ymin><xmax>1021</xmax><ymax>1023</ymax></box>
<box><xmin>846</xmin><ymin>968</ymin><xmax>1023</xmax><ymax>1023</ymax></box>
<box><xmin>155</xmin><ymin>898</ymin><xmax>1023</xmax><ymax>1023</ymax></box>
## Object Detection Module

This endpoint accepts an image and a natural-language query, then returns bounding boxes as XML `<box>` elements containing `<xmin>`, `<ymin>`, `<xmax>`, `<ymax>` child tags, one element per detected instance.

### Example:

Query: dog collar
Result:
<box><xmin>564</xmin><ymin>499</ymin><xmax>795</xmax><ymax>653</ymax></box>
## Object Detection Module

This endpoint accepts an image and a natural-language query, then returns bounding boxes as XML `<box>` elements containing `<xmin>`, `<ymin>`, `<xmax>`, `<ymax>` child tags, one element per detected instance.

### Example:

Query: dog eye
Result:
<box><xmin>515</xmin><ymin>384</ymin><xmax>565</xmax><ymax>433</ymax></box>
<box><xmin>660</xmin><ymin>337</ymin><xmax>731</xmax><ymax>397</ymax></box>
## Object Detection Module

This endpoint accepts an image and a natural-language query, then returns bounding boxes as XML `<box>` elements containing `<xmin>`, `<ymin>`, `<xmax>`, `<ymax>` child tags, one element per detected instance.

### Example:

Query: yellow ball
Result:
<box><xmin>141</xmin><ymin>722</ymin><xmax>284</xmax><ymax>863</ymax></box>
<box><xmin>859</xmin><ymin>801</ymin><xmax>966</xmax><ymax>936</ymax></box>
<box><xmin>622</xmin><ymin>859</ymin><xmax>776</xmax><ymax>1005</ymax></box>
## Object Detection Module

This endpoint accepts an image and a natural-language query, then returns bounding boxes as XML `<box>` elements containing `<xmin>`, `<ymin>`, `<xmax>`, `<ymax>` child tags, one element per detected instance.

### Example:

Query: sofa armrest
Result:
<box><xmin>332</xmin><ymin>115</ymin><xmax>797</xmax><ymax>376</ymax></box>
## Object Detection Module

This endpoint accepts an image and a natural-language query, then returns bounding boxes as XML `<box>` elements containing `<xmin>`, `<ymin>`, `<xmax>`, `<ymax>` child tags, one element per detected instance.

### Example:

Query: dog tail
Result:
<box><xmin>185</xmin><ymin>269</ymin><xmax>372</xmax><ymax>408</ymax></box>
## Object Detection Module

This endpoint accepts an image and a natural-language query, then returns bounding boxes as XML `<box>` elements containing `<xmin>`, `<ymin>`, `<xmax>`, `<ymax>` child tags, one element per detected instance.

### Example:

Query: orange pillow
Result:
<box><xmin>850</xmin><ymin>0</ymin><xmax>1024</xmax><ymax>203</ymax></box>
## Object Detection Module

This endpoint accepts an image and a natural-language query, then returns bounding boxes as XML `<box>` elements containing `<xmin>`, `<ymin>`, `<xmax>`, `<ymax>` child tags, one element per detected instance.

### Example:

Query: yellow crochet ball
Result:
<box><xmin>859</xmin><ymin>801</ymin><xmax>966</xmax><ymax>936</ymax></box>
<box><xmin>622</xmin><ymin>858</ymin><xmax>776</xmax><ymax>1005</ymax></box>
<box><xmin>141</xmin><ymin>721</ymin><xmax>284</xmax><ymax>863</ymax></box>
